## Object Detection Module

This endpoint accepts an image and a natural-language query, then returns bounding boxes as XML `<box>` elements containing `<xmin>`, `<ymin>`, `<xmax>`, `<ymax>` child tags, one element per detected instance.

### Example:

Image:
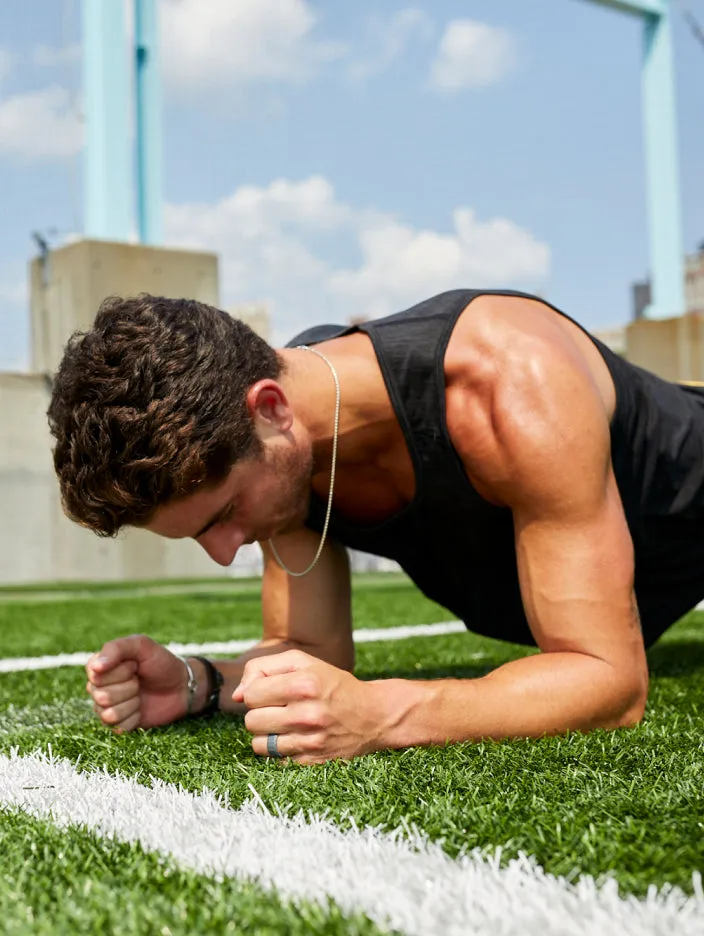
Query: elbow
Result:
<box><xmin>615</xmin><ymin>700</ymin><xmax>645</xmax><ymax>729</ymax></box>
<box><xmin>612</xmin><ymin>670</ymin><xmax>649</xmax><ymax>729</ymax></box>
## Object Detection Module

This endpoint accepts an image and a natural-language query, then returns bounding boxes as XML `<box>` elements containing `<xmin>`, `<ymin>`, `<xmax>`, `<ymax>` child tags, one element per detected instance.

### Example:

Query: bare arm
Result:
<box><xmin>191</xmin><ymin>529</ymin><xmax>352</xmax><ymax>715</ymax></box>
<box><xmin>371</xmin><ymin>305</ymin><xmax>649</xmax><ymax>747</ymax></box>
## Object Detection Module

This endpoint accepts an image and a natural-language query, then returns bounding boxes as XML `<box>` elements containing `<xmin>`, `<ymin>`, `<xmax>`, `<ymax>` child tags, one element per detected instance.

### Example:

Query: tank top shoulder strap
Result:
<box><xmin>354</xmin><ymin>289</ymin><xmax>483</xmax><ymax>439</ymax></box>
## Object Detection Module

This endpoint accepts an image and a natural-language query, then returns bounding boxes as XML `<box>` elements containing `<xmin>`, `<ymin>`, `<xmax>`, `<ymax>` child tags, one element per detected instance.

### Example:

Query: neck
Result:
<box><xmin>278</xmin><ymin>344</ymin><xmax>390</xmax><ymax>475</ymax></box>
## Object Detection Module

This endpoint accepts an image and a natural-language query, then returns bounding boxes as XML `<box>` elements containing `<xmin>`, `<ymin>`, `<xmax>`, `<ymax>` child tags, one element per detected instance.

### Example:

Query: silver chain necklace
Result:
<box><xmin>268</xmin><ymin>345</ymin><xmax>341</xmax><ymax>577</ymax></box>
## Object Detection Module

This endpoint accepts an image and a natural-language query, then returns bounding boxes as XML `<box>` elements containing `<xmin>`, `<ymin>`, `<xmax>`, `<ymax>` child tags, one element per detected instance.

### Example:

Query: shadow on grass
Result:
<box><xmin>180</xmin><ymin>592</ymin><xmax>261</xmax><ymax>605</ymax></box>
<box><xmin>647</xmin><ymin>639</ymin><xmax>704</xmax><ymax>677</ymax></box>
<box><xmin>360</xmin><ymin>663</ymin><xmax>494</xmax><ymax>681</ymax></box>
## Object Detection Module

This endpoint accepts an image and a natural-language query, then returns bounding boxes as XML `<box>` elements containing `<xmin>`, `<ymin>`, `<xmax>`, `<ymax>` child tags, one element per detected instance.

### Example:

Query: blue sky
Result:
<box><xmin>0</xmin><ymin>0</ymin><xmax>702</xmax><ymax>367</ymax></box>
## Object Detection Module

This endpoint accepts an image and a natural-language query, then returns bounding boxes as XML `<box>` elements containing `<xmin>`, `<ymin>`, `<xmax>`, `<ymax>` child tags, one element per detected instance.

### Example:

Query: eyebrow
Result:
<box><xmin>194</xmin><ymin>504</ymin><xmax>230</xmax><ymax>539</ymax></box>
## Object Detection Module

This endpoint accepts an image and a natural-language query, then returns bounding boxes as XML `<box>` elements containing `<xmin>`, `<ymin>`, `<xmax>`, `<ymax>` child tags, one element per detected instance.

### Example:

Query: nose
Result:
<box><xmin>197</xmin><ymin>525</ymin><xmax>247</xmax><ymax>567</ymax></box>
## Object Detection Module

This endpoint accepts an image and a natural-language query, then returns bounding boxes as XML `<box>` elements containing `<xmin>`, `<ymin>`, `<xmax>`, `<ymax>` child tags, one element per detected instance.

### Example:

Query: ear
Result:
<box><xmin>246</xmin><ymin>380</ymin><xmax>293</xmax><ymax>433</ymax></box>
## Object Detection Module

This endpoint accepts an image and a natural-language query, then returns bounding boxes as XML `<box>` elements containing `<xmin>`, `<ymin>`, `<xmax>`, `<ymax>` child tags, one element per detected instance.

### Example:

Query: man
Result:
<box><xmin>47</xmin><ymin>289</ymin><xmax>704</xmax><ymax>764</ymax></box>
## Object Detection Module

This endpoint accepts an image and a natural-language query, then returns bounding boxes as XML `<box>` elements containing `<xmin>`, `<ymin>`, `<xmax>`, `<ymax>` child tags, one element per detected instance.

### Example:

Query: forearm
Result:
<box><xmin>187</xmin><ymin>640</ymin><xmax>307</xmax><ymax>715</ymax></box>
<box><xmin>188</xmin><ymin>633</ymin><xmax>354</xmax><ymax>716</ymax></box>
<box><xmin>372</xmin><ymin>652</ymin><xmax>648</xmax><ymax>749</ymax></box>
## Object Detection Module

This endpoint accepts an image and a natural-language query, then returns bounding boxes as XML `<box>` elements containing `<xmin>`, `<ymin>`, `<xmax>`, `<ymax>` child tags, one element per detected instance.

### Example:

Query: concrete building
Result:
<box><xmin>624</xmin><ymin>245</ymin><xmax>704</xmax><ymax>382</ymax></box>
<box><xmin>685</xmin><ymin>245</ymin><xmax>704</xmax><ymax>316</ymax></box>
<box><xmin>229</xmin><ymin>302</ymin><xmax>271</xmax><ymax>342</ymax></box>
<box><xmin>0</xmin><ymin>238</ymin><xmax>264</xmax><ymax>585</ymax></box>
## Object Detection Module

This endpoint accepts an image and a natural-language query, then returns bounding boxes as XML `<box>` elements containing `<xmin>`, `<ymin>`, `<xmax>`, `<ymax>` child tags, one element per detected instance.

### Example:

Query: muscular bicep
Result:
<box><xmin>513</xmin><ymin>466</ymin><xmax>640</xmax><ymax>662</ymax></box>
<box><xmin>259</xmin><ymin>529</ymin><xmax>354</xmax><ymax>670</ymax></box>
<box><xmin>506</xmin><ymin>371</ymin><xmax>646</xmax><ymax>680</ymax></box>
<box><xmin>450</xmin><ymin>317</ymin><xmax>646</xmax><ymax>672</ymax></box>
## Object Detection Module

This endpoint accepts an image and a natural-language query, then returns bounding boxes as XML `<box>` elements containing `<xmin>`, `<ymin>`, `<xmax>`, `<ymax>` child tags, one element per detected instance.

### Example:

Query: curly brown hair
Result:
<box><xmin>48</xmin><ymin>294</ymin><xmax>282</xmax><ymax>536</ymax></box>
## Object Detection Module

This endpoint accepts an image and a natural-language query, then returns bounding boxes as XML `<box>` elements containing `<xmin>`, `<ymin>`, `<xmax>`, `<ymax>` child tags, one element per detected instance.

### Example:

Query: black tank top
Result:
<box><xmin>289</xmin><ymin>290</ymin><xmax>704</xmax><ymax>648</ymax></box>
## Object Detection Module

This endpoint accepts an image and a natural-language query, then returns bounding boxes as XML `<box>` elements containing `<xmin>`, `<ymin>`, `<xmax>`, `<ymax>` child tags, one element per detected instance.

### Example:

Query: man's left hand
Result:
<box><xmin>232</xmin><ymin>649</ymin><xmax>380</xmax><ymax>764</ymax></box>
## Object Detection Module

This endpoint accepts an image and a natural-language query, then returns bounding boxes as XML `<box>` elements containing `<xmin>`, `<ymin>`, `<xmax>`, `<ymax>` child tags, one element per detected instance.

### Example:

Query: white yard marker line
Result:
<box><xmin>0</xmin><ymin>699</ymin><xmax>93</xmax><ymax>735</ymax></box>
<box><xmin>0</xmin><ymin>752</ymin><xmax>701</xmax><ymax>936</ymax></box>
<box><xmin>0</xmin><ymin>620</ymin><xmax>474</xmax><ymax>673</ymax></box>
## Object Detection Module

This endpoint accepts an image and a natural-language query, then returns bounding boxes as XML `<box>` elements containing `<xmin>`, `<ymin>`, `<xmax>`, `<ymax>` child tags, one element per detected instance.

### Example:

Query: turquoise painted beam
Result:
<box><xmin>585</xmin><ymin>0</ymin><xmax>665</xmax><ymax>17</ymax></box>
<box><xmin>640</xmin><ymin>6</ymin><xmax>684</xmax><ymax>317</ymax></box>
<box><xmin>577</xmin><ymin>0</ymin><xmax>684</xmax><ymax>318</ymax></box>
<box><xmin>134</xmin><ymin>0</ymin><xmax>163</xmax><ymax>245</ymax></box>
<box><xmin>81</xmin><ymin>0</ymin><xmax>132</xmax><ymax>240</ymax></box>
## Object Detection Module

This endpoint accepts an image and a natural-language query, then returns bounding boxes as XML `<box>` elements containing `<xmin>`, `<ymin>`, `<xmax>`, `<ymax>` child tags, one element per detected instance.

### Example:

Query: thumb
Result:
<box><xmin>232</xmin><ymin>649</ymin><xmax>310</xmax><ymax>703</ymax></box>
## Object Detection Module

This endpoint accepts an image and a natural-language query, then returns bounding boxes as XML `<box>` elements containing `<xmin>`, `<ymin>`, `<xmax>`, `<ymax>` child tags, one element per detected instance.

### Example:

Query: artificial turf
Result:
<box><xmin>0</xmin><ymin>578</ymin><xmax>702</xmax><ymax>918</ymax></box>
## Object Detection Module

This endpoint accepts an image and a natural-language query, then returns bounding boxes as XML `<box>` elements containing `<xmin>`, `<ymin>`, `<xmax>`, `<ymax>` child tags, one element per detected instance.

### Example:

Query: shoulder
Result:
<box><xmin>444</xmin><ymin>295</ymin><xmax>612</xmax><ymax>501</ymax></box>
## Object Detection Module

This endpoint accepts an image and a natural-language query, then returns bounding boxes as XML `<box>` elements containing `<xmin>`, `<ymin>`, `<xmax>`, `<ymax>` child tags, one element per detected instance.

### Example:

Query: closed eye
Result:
<box><xmin>194</xmin><ymin>500</ymin><xmax>238</xmax><ymax>539</ymax></box>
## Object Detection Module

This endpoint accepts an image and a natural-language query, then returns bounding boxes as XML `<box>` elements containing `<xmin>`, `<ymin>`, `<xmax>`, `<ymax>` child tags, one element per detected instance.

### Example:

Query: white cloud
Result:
<box><xmin>0</xmin><ymin>85</ymin><xmax>82</xmax><ymax>159</ymax></box>
<box><xmin>0</xmin><ymin>49</ymin><xmax>14</xmax><ymax>85</ymax></box>
<box><xmin>328</xmin><ymin>210</ymin><xmax>549</xmax><ymax>320</ymax></box>
<box><xmin>32</xmin><ymin>44</ymin><xmax>81</xmax><ymax>67</ymax></box>
<box><xmin>165</xmin><ymin>175</ymin><xmax>549</xmax><ymax>343</ymax></box>
<box><xmin>0</xmin><ymin>274</ymin><xmax>26</xmax><ymax>307</ymax></box>
<box><xmin>160</xmin><ymin>0</ymin><xmax>343</xmax><ymax>91</ymax></box>
<box><xmin>430</xmin><ymin>20</ymin><xmax>517</xmax><ymax>91</ymax></box>
<box><xmin>347</xmin><ymin>8</ymin><xmax>433</xmax><ymax>84</ymax></box>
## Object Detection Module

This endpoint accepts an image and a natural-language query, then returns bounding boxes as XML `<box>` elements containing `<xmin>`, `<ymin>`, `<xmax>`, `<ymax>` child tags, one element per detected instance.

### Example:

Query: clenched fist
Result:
<box><xmin>86</xmin><ymin>634</ymin><xmax>189</xmax><ymax>732</ymax></box>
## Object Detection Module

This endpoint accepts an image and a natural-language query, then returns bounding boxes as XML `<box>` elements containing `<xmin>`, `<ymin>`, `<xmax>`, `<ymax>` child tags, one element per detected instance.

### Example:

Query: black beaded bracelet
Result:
<box><xmin>192</xmin><ymin>656</ymin><xmax>224</xmax><ymax>717</ymax></box>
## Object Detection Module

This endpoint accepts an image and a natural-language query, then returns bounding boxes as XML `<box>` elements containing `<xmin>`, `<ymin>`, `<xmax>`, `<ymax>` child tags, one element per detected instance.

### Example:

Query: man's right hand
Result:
<box><xmin>86</xmin><ymin>635</ymin><xmax>189</xmax><ymax>732</ymax></box>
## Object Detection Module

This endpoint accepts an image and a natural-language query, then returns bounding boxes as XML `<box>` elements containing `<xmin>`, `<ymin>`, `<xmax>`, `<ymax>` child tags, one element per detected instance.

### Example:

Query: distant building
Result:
<box><xmin>591</xmin><ymin>325</ymin><xmax>627</xmax><ymax>357</ymax></box>
<box><xmin>631</xmin><ymin>281</ymin><xmax>652</xmax><ymax>321</ymax></box>
<box><xmin>685</xmin><ymin>244</ymin><xmax>704</xmax><ymax>316</ymax></box>
<box><xmin>631</xmin><ymin>243</ymin><xmax>704</xmax><ymax>320</ymax></box>
<box><xmin>228</xmin><ymin>302</ymin><xmax>271</xmax><ymax>342</ymax></box>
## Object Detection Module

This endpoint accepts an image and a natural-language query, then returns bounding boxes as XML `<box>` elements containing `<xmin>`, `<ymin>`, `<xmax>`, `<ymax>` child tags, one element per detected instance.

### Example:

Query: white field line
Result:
<box><xmin>0</xmin><ymin>699</ymin><xmax>93</xmax><ymax>734</ymax></box>
<box><xmin>0</xmin><ymin>752</ymin><xmax>702</xmax><ymax>936</ymax></box>
<box><xmin>0</xmin><ymin>620</ymin><xmax>473</xmax><ymax>674</ymax></box>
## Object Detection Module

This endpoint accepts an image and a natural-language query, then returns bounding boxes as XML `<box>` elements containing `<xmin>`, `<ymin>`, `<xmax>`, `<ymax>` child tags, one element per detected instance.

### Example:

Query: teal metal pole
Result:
<box><xmin>81</xmin><ymin>0</ymin><xmax>132</xmax><ymax>241</ymax></box>
<box><xmin>586</xmin><ymin>0</ymin><xmax>665</xmax><ymax>16</ymax></box>
<box><xmin>641</xmin><ymin>5</ymin><xmax>685</xmax><ymax>317</ymax></box>
<box><xmin>134</xmin><ymin>0</ymin><xmax>163</xmax><ymax>245</ymax></box>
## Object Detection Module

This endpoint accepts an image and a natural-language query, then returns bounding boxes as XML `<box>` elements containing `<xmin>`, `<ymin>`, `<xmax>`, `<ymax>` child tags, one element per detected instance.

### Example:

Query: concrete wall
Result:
<box><xmin>626</xmin><ymin>313</ymin><xmax>704</xmax><ymax>382</ymax></box>
<box><xmin>0</xmin><ymin>370</ymin><xmax>236</xmax><ymax>585</ymax></box>
<box><xmin>0</xmin><ymin>238</ymin><xmax>252</xmax><ymax>584</ymax></box>
<box><xmin>30</xmin><ymin>239</ymin><xmax>220</xmax><ymax>375</ymax></box>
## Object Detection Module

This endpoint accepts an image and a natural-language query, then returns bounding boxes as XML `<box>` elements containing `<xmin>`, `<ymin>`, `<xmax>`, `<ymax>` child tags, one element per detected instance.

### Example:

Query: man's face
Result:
<box><xmin>143</xmin><ymin>439</ymin><xmax>314</xmax><ymax>567</ymax></box>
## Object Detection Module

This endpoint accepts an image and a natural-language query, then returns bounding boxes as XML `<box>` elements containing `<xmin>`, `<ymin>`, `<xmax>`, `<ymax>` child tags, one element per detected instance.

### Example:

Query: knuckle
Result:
<box><xmin>294</xmin><ymin>676</ymin><xmax>318</xmax><ymax>701</ymax></box>
<box><xmin>304</xmin><ymin>733</ymin><xmax>326</xmax><ymax>754</ymax></box>
<box><xmin>243</xmin><ymin>711</ymin><xmax>257</xmax><ymax>733</ymax></box>
<box><xmin>298</xmin><ymin>702</ymin><xmax>324</xmax><ymax>730</ymax></box>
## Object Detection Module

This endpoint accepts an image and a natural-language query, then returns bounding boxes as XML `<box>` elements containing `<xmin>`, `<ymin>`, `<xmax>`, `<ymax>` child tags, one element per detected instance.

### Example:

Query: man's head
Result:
<box><xmin>48</xmin><ymin>293</ymin><xmax>310</xmax><ymax>557</ymax></box>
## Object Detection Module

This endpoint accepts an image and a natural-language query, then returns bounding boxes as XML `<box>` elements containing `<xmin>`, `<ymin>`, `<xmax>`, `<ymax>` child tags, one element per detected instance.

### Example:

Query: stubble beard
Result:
<box><xmin>273</xmin><ymin>444</ymin><xmax>314</xmax><ymax>535</ymax></box>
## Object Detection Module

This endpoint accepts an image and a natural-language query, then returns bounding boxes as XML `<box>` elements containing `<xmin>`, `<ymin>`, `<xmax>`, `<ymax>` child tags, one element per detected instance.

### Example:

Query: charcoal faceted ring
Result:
<box><xmin>267</xmin><ymin>733</ymin><xmax>283</xmax><ymax>759</ymax></box>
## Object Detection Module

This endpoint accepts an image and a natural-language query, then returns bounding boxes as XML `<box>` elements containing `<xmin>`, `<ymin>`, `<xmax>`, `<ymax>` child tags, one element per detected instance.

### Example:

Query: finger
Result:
<box><xmin>87</xmin><ymin>676</ymin><xmax>139</xmax><ymax>709</ymax></box>
<box><xmin>251</xmin><ymin>731</ymin><xmax>326</xmax><ymax>762</ymax></box>
<box><xmin>112</xmin><ymin>710</ymin><xmax>142</xmax><ymax>734</ymax></box>
<box><xmin>94</xmin><ymin>695</ymin><xmax>140</xmax><ymax>728</ymax></box>
<box><xmin>86</xmin><ymin>635</ymin><xmax>150</xmax><ymax>678</ymax></box>
<box><xmin>241</xmin><ymin>671</ymin><xmax>317</xmax><ymax>710</ymax></box>
<box><xmin>233</xmin><ymin>650</ymin><xmax>313</xmax><ymax>702</ymax></box>
<box><xmin>244</xmin><ymin>705</ymin><xmax>292</xmax><ymax>736</ymax></box>
<box><xmin>86</xmin><ymin>660</ymin><xmax>138</xmax><ymax>688</ymax></box>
